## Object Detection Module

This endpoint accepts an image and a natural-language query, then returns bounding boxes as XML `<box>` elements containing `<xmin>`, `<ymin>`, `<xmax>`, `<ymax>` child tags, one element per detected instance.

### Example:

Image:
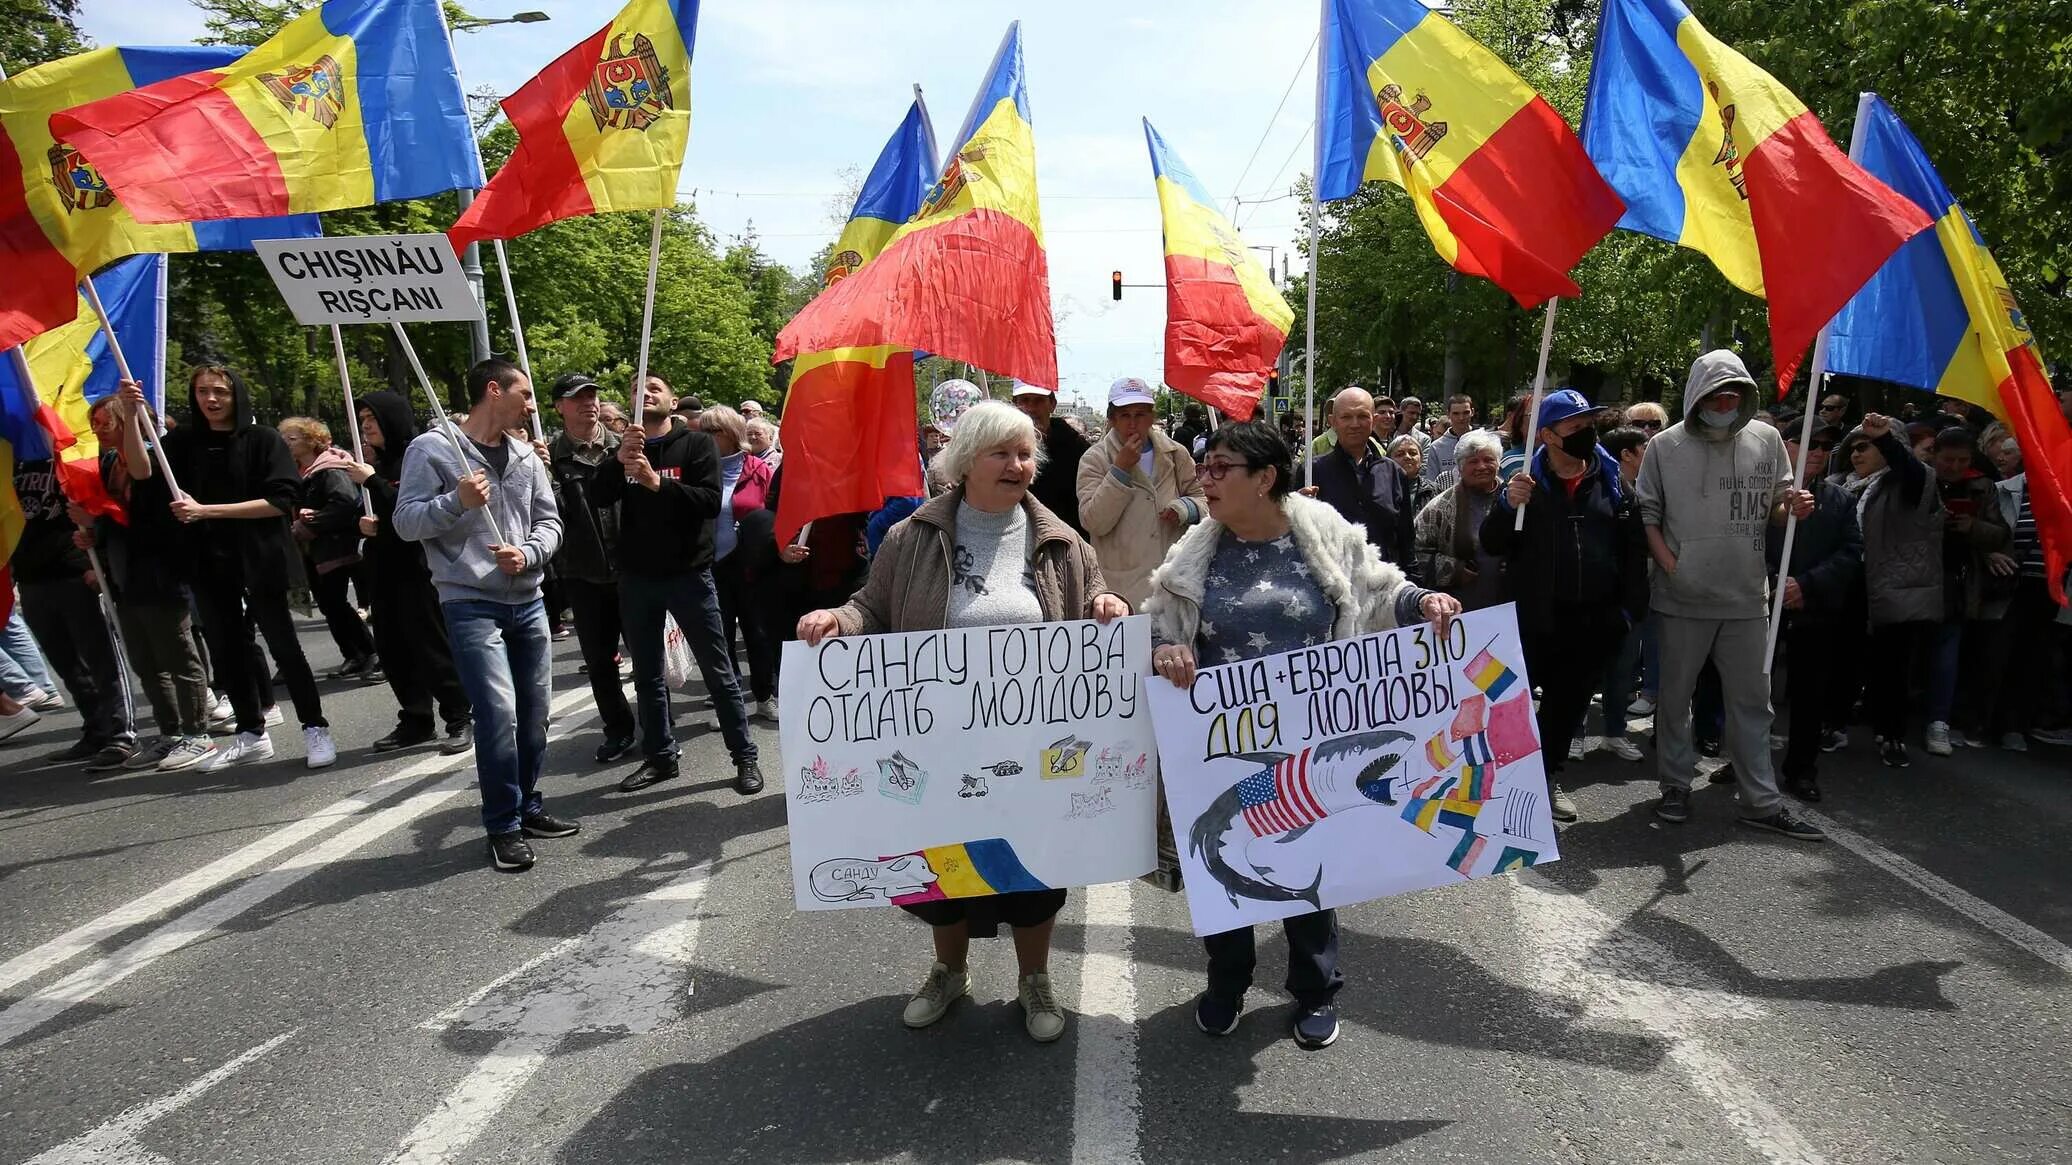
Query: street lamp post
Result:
<box><xmin>449</xmin><ymin>11</ymin><xmax>550</xmax><ymax>366</ymax></box>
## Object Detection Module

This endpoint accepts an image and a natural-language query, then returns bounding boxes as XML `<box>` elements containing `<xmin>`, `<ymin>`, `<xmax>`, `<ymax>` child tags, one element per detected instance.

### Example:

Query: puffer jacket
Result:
<box><xmin>1850</xmin><ymin>430</ymin><xmax>1943</xmax><ymax>625</ymax></box>
<box><xmin>1074</xmin><ymin>428</ymin><xmax>1205</xmax><ymax>607</ymax></box>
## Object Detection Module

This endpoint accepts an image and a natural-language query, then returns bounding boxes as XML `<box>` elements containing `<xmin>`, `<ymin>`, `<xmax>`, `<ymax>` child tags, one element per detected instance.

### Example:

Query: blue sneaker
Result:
<box><xmin>1195</xmin><ymin>993</ymin><xmax>1241</xmax><ymax>1036</ymax></box>
<box><xmin>1291</xmin><ymin>1004</ymin><xmax>1340</xmax><ymax>1049</ymax></box>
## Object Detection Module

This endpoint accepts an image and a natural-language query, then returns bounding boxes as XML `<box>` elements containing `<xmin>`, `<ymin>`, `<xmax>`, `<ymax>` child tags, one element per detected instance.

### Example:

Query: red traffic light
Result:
<box><xmin>1111</xmin><ymin>270</ymin><xmax>1123</xmax><ymax>301</ymax></box>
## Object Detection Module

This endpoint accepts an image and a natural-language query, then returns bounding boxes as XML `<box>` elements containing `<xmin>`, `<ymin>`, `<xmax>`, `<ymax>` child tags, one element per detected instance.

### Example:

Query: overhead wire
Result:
<box><xmin>1224</xmin><ymin>30</ymin><xmax>1321</xmax><ymax>218</ymax></box>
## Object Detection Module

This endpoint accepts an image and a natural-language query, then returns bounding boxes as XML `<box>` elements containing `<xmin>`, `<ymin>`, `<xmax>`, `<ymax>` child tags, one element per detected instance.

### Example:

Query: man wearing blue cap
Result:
<box><xmin>1481</xmin><ymin>388</ymin><xmax>1647</xmax><ymax>822</ymax></box>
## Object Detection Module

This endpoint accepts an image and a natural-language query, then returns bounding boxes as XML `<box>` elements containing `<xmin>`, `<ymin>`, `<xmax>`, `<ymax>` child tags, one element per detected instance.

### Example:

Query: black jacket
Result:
<box><xmin>1031</xmin><ymin>416</ymin><xmax>1088</xmax><ymax>535</ymax></box>
<box><xmin>1309</xmin><ymin>441</ymin><xmax>1412</xmax><ymax>564</ymax></box>
<box><xmin>8</xmin><ymin>458</ymin><xmax>88</xmax><ymax>584</ymax></box>
<box><xmin>591</xmin><ymin>424</ymin><xmax>721</xmax><ymax>575</ymax></box>
<box><xmin>1481</xmin><ymin>452</ymin><xmax>1647</xmax><ymax>630</ymax></box>
<box><xmin>161</xmin><ymin>371</ymin><xmax>303</xmax><ymax>590</ymax></box>
<box><xmin>357</xmin><ymin>390</ymin><xmax>435</xmax><ymax>588</ymax></box>
<box><xmin>1765</xmin><ymin>477</ymin><xmax>1862</xmax><ymax>621</ymax></box>
<box><xmin>96</xmin><ymin>454</ymin><xmax>189</xmax><ymax>602</ymax></box>
<box><xmin>294</xmin><ymin>461</ymin><xmax>364</xmax><ymax>574</ymax></box>
<box><xmin>548</xmin><ymin>427</ymin><xmax>621</xmax><ymax>584</ymax></box>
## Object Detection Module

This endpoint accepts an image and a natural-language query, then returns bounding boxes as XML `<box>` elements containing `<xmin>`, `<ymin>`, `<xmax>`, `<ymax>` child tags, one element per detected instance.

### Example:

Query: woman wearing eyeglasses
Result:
<box><xmin>1142</xmin><ymin>419</ymin><xmax>1460</xmax><ymax>1051</ymax></box>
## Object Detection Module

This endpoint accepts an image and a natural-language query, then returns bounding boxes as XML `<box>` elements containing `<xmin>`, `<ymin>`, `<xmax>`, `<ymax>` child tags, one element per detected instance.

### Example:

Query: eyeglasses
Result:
<box><xmin>1632</xmin><ymin>419</ymin><xmax>1663</xmax><ymax>431</ymax></box>
<box><xmin>1196</xmin><ymin>461</ymin><xmax>1249</xmax><ymax>481</ymax></box>
<box><xmin>1808</xmin><ymin>441</ymin><xmax>1836</xmax><ymax>452</ymax></box>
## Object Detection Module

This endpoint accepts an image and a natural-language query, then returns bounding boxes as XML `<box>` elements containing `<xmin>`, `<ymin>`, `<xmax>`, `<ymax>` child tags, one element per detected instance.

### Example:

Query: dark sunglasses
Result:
<box><xmin>1819</xmin><ymin>404</ymin><xmax>1844</xmax><ymax>413</ymax></box>
<box><xmin>1632</xmin><ymin>419</ymin><xmax>1663</xmax><ymax>430</ymax></box>
<box><xmin>1808</xmin><ymin>441</ymin><xmax>1836</xmax><ymax>452</ymax></box>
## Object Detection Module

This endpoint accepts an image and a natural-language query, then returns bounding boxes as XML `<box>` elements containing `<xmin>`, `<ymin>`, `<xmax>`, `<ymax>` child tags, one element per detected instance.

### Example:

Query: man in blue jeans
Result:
<box><xmin>591</xmin><ymin>373</ymin><xmax>764</xmax><ymax>797</ymax></box>
<box><xmin>394</xmin><ymin>359</ymin><xmax>576</xmax><ymax>872</ymax></box>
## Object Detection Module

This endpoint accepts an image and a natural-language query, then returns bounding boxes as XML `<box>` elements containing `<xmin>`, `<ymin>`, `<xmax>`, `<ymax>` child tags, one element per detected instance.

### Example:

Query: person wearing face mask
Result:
<box><xmin>1480</xmin><ymin>390</ymin><xmax>1647</xmax><ymax>823</ymax></box>
<box><xmin>1635</xmin><ymin>351</ymin><xmax>1820</xmax><ymax>839</ymax></box>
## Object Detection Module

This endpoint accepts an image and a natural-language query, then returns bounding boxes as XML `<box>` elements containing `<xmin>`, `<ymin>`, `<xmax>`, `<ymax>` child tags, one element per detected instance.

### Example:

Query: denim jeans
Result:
<box><xmin>441</xmin><ymin>597</ymin><xmax>553</xmax><ymax>835</ymax></box>
<box><xmin>1926</xmin><ymin>621</ymin><xmax>1966</xmax><ymax>724</ymax></box>
<box><xmin>619</xmin><ymin>570</ymin><xmax>756</xmax><ymax>765</ymax></box>
<box><xmin>0</xmin><ymin>605</ymin><xmax>56</xmax><ymax>698</ymax></box>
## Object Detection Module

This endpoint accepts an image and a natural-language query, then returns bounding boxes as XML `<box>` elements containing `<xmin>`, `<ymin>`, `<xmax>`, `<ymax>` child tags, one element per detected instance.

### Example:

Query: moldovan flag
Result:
<box><xmin>0</xmin><ymin>46</ymin><xmax>319</xmax><ymax>352</ymax></box>
<box><xmin>48</xmin><ymin>0</ymin><xmax>482</xmax><ymax>225</ymax></box>
<box><xmin>774</xmin><ymin>96</ymin><xmax>937</xmax><ymax>545</ymax></box>
<box><xmin>1317</xmin><ymin>0</ymin><xmax>1623</xmax><ymax>308</ymax></box>
<box><xmin>1581</xmin><ymin>0</ymin><xmax>1931</xmax><ymax>390</ymax></box>
<box><xmin>774</xmin><ymin>23</ymin><xmax>1057</xmax><ymax>388</ymax></box>
<box><xmin>447</xmin><ymin>0</ymin><xmax>699</xmax><ymax>249</ymax></box>
<box><xmin>1144</xmin><ymin>119</ymin><xmax>1290</xmax><ymax>420</ymax></box>
<box><xmin>1825</xmin><ymin>94</ymin><xmax>2072</xmax><ymax>602</ymax></box>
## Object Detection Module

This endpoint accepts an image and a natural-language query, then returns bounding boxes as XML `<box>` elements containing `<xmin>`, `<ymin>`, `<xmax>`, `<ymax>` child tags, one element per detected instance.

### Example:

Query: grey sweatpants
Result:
<box><xmin>1654</xmin><ymin>614</ymin><xmax>1784</xmax><ymax>816</ymax></box>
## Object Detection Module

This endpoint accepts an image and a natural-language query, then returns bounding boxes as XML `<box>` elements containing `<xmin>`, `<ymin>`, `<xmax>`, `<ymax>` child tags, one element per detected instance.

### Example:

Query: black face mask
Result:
<box><xmin>1559</xmin><ymin>429</ymin><xmax>1597</xmax><ymax>460</ymax></box>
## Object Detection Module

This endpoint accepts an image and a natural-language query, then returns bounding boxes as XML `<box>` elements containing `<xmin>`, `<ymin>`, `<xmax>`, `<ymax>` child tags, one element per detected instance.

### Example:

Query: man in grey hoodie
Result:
<box><xmin>1635</xmin><ymin>351</ymin><xmax>1823</xmax><ymax>840</ymax></box>
<box><xmin>395</xmin><ymin>359</ymin><xmax>575</xmax><ymax>872</ymax></box>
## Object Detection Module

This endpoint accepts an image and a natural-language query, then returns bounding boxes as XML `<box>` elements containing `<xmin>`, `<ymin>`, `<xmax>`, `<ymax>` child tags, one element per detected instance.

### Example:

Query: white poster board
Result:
<box><xmin>253</xmin><ymin>234</ymin><xmax>483</xmax><ymax>325</ymax></box>
<box><xmin>1146</xmin><ymin>604</ymin><xmax>1557</xmax><ymax>936</ymax></box>
<box><xmin>781</xmin><ymin>616</ymin><xmax>1158</xmax><ymax>911</ymax></box>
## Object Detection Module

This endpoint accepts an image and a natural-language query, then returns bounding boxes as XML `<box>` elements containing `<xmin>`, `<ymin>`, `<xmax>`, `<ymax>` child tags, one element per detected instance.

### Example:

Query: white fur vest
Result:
<box><xmin>1143</xmin><ymin>493</ymin><xmax>1412</xmax><ymax>646</ymax></box>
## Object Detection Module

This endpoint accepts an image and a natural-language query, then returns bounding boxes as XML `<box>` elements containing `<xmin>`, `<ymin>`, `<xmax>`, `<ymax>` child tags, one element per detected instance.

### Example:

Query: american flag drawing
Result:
<box><xmin>1236</xmin><ymin>750</ymin><xmax>1328</xmax><ymax>837</ymax></box>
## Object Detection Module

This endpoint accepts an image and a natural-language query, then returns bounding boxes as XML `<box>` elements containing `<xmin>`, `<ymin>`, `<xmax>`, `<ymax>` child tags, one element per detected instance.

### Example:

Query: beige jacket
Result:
<box><xmin>831</xmin><ymin>487</ymin><xmax>1113</xmax><ymax>635</ymax></box>
<box><xmin>1075</xmin><ymin>429</ymin><xmax>1206</xmax><ymax>607</ymax></box>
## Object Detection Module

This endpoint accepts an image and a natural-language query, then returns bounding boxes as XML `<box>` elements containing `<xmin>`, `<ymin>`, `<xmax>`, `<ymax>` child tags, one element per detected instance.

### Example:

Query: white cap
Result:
<box><xmin>1107</xmin><ymin>377</ymin><xmax>1156</xmax><ymax>408</ymax></box>
<box><xmin>1010</xmin><ymin>380</ymin><xmax>1053</xmax><ymax>399</ymax></box>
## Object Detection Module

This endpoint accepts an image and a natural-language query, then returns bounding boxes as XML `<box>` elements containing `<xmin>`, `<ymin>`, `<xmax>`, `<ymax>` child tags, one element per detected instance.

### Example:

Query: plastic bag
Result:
<box><xmin>662</xmin><ymin>614</ymin><xmax>693</xmax><ymax>689</ymax></box>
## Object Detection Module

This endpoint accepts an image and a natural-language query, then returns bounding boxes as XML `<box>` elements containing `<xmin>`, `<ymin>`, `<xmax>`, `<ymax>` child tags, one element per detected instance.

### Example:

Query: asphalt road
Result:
<box><xmin>1</xmin><ymin>615</ymin><xmax>2068</xmax><ymax>1165</ymax></box>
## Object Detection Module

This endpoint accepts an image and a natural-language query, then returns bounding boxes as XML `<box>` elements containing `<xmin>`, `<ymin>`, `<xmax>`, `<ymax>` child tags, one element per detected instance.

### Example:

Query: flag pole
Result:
<box><xmin>1514</xmin><ymin>297</ymin><xmax>1561</xmax><ymax>531</ymax></box>
<box><xmin>389</xmin><ymin>320</ymin><xmax>508</xmax><ymax>546</ymax></box>
<box><xmin>329</xmin><ymin>324</ymin><xmax>374</xmax><ymax>518</ymax></box>
<box><xmin>626</xmin><ymin>209</ymin><xmax>666</xmax><ymax>433</ymax></box>
<box><xmin>1764</xmin><ymin>91</ymin><xmax>1872</xmax><ymax>675</ymax></box>
<box><xmin>80</xmin><ymin>276</ymin><xmax>183</xmax><ymax>499</ymax></box>
<box><xmin>1302</xmin><ymin>0</ymin><xmax>1325</xmax><ymax>483</ymax></box>
<box><xmin>491</xmin><ymin>238</ymin><xmax>546</xmax><ymax>443</ymax></box>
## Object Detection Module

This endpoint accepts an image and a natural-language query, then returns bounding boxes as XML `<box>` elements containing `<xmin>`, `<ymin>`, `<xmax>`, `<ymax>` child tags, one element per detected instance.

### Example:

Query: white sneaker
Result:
<box><xmin>303</xmin><ymin>726</ymin><xmax>337</xmax><ymax>769</ymax></box>
<box><xmin>123</xmin><ymin>735</ymin><xmax>178</xmax><ymax>769</ymax></box>
<box><xmin>204</xmin><ymin>731</ymin><xmax>274</xmax><ymax>770</ymax></box>
<box><xmin>1604</xmin><ymin>736</ymin><xmax>1645</xmax><ymax>762</ymax></box>
<box><xmin>1627</xmin><ymin>695</ymin><xmax>1656</xmax><ymax>717</ymax></box>
<box><xmin>901</xmin><ymin>961</ymin><xmax>970</xmax><ymax>1029</ymax></box>
<box><xmin>263</xmin><ymin>705</ymin><xmax>284</xmax><ymax>727</ymax></box>
<box><xmin>1924</xmin><ymin>721</ymin><xmax>1953</xmax><ymax>757</ymax></box>
<box><xmin>158</xmin><ymin>735</ymin><xmax>219</xmax><ymax>771</ymax></box>
<box><xmin>0</xmin><ymin>705</ymin><xmax>39</xmax><ymax>743</ymax></box>
<box><xmin>1018</xmin><ymin>971</ymin><xmax>1067</xmax><ymax>1043</ymax></box>
<box><xmin>758</xmin><ymin>697</ymin><xmax>780</xmax><ymax>721</ymax></box>
<box><xmin>1568</xmin><ymin>736</ymin><xmax>1596</xmax><ymax>762</ymax></box>
<box><xmin>26</xmin><ymin>687</ymin><xmax>65</xmax><ymax>713</ymax></box>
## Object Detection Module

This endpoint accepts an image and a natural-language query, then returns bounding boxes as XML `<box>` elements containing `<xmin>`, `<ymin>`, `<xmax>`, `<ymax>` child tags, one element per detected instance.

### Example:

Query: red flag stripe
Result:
<box><xmin>49</xmin><ymin>71</ymin><xmax>290</xmax><ymax>223</ymax></box>
<box><xmin>447</xmin><ymin>25</ymin><xmax>609</xmax><ymax>250</ymax></box>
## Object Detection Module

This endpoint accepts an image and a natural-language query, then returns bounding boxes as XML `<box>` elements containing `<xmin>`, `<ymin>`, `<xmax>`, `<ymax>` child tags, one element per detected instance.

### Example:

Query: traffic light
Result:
<box><xmin>1111</xmin><ymin>270</ymin><xmax>1123</xmax><ymax>301</ymax></box>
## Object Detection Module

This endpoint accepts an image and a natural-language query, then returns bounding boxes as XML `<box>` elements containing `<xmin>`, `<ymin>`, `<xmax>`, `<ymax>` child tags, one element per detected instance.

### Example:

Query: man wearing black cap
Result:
<box><xmin>672</xmin><ymin>394</ymin><xmax>704</xmax><ymax>431</ymax></box>
<box><xmin>1481</xmin><ymin>388</ymin><xmax>1647</xmax><ymax>823</ymax></box>
<box><xmin>548</xmin><ymin>373</ymin><xmax>637</xmax><ymax>763</ymax></box>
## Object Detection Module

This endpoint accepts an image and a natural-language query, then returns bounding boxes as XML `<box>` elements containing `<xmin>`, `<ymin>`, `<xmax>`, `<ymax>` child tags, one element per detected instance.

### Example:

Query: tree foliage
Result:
<box><xmin>0</xmin><ymin>0</ymin><xmax>84</xmax><ymax>76</ymax></box>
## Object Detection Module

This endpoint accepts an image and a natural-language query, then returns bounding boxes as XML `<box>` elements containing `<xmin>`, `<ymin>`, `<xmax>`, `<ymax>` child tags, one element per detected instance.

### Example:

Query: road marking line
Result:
<box><xmin>1508</xmin><ymin>876</ymin><xmax>1827</xmax><ymax>1165</ymax></box>
<box><xmin>23</xmin><ymin>1029</ymin><xmax>297</xmax><ymax>1164</ymax></box>
<box><xmin>0</xmin><ymin>702</ymin><xmax>599</xmax><ymax>1050</ymax></box>
<box><xmin>0</xmin><ymin>685</ymin><xmax>597</xmax><ymax>998</ymax></box>
<box><xmin>386</xmin><ymin>861</ymin><xmax>715</xmax><ymax>1165</ymax></box>
<box><xmin>1796</xmin><ymin>807</ymin><xmax>2072</xmax><ymax>975</ymax></box>
<box><xmin>1071</xmin><ymin>880</ymin><xmax>1142</xmax><ymax>1165</ymax></box>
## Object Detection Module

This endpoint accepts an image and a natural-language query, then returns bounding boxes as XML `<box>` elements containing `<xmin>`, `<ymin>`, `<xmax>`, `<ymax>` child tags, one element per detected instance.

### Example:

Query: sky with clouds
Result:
<box><xmin>74</xmin><ymin>0</ymin><xmax>1331</xmax><ymax>409</ymax></box>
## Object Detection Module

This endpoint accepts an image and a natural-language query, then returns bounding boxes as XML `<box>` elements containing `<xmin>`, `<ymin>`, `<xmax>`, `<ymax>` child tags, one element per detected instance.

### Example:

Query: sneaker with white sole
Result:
<box><xmin>1549</xmin><ymin>783</ymin><xmax>1580</xmax><ymax>822</ymax></box>
<box><xmin>901</xmin><ymin>961</ymin><xmax>969</xmax><ymax>1029</ymax></box>
<box><xmin>2030</xmin><ymin>727</ymin><xmax>2072</xmax><ymax>748</ymax></box>
<box><xmin>2000</xmin><ymin>732</ymin><xmax>2029</xmax><ymax>752</ymax></box>
<box><xmin>758</xmin><ymin>697</ymin><xmax>780</xmax><ymax>721</ymax></box>
<box><xmin>1567</xmin><ymin>737</ymin><xmax>1591</xmax><ymax>763</ymax></box>
<box><xmin>1626</xmin><ymin>695</ymin><xmax>1656</xmax><ymax>717</ymax></box>
<box><xmin>263</xmin><ymin>705</ymin><xmax>284</xmax><ymax>727</ymax></box>
<box><xmin>158</xmin><ymin>735</ymin><xmax>219</xmax><ymax>771</ymax></box>
<box><xmin>204</xmin><ymin>731</ymin><xmax>274</xmax><ymax>770</ymax></box>
<box><xmin>1603</xmin><ymin>736</ymin><xmax>1645</xmax><ymax>762</ymax></box>
<box><xmin>304</xmin><ymin>726</ymin><xmax>338</xmax><ymax>768</ymax></box>
<box><xmin>1018</xmin><ymin>971</ymin><xmax>1067</xmax><ymax>1043</ymax></box>
<box><xmin>122</xmin><ymin>736</ymin><xmax>178</xmax><ymax>769</ymax></box>
<box><xmin>1924</xmin><ymin>721</ymin><xmax>1953</xmax><ymax>757</ymax></box>
<box><xmin>27</xmin><ymin>688</ymin><xmax>65</xmax><ymax>713</ymax></box>
<box><xmin>0</xmin><ymin>705</ymin><xmax>39</xmax><ymax>743</ymax></box>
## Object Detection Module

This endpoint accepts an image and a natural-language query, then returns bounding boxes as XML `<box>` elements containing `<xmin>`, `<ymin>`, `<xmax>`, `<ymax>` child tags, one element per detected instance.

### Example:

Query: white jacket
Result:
<box><xmin>1076</xmin><ymin>428</ymin><xmax>1205</xmax><ymax>607</ymax></box>
<box><xmin>1143</xmin><ymin>493</ymin><xmax>1413</xmax><ymax>646</ymax></box>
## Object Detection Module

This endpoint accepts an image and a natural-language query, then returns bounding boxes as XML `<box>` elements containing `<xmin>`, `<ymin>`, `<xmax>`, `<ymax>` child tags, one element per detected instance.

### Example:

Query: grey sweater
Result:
<box><xmin>945</xmin><ymin>501</ymin><xmax>1044</xmax><ymax>629</ymax></box>
<box><xmin>393</xmin><ymin>428</ymin><xmax>562</xmax><ymax>606</ymax></box>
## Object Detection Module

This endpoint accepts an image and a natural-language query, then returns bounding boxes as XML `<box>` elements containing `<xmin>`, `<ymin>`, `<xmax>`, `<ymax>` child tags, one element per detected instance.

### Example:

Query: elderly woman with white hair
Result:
<box><xmin>1412</xmin><ymin>429</ymin><xmax>1509</xmax><ymax>611</ymax></box>
<box><xmin>798</xmin><ymin>400</ymin><xmax>1130</xmax><ymax>1044</ymax></box>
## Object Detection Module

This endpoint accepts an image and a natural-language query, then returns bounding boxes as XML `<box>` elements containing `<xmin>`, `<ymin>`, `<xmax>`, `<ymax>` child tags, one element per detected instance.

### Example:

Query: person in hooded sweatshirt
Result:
<box><xmin>279</xmin><ymin>417</ymin><xmax>379</xmax><ymax>682</ymax></box>
<box><xmin>394</xmin><ymin>359</ymin><xmax>569</xmax><ymax>872</ymax></box>
<box><xmin>1634</xmin><ymin>350</ymin><xmax>1821</xmax><ymax>840</ymax></box>
<box><xmin>155</xmin><ymin>365</ymin><xmax>334</xmax><ymax>772</ymax></box>
<box><xmin>348</xmin><ymin>390</ymin><xmax>472</xmax><ymax>755</ymax></box>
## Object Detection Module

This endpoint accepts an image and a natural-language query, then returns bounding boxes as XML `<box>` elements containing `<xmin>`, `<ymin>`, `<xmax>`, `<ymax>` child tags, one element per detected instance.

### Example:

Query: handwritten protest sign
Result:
<box><xmin>782</xmin><ymin>616</ymin><xmax>1158</xmax><ymax>912</ymax></box>
<box><xmin>1146</xmin><ymin>604</ymin><xmax>1556</xmax><ymax>936</ymax></box>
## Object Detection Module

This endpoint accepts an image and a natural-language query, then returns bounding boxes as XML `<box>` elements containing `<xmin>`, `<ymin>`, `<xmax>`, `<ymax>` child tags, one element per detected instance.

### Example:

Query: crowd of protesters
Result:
<box><xmin>6</xmin><ymin>351</ymin><xmax>2070</xmax><ymax>1050</ymax></box>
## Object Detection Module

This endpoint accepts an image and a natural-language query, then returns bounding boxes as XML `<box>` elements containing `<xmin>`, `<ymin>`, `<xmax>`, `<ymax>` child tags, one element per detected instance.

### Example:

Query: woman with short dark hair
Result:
<box><xmin>1143</xmin><ymin>419</ymin><xmax>1460</xmax><ymax>1051</ymax></box>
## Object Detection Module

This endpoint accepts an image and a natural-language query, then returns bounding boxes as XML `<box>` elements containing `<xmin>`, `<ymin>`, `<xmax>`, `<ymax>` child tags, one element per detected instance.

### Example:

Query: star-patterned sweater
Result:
<box><xmin>1193</xmin><ymin>530</ymin><xmax>1336</xmax><ymax>664</ymax></box>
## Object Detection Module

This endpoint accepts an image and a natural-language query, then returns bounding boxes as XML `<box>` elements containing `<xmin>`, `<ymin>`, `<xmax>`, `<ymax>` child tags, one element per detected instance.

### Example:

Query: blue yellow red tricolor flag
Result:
<box><xmin>48</xmin><ymin>0</ymin><xmax>481</xmax><ymax>225</ymax></box>
<box><xmin>774</xmin><ymin>23</ymin><xmax>1057</xmax><ymax>388</ymax></box>
<box><xmin>1143</xmin><ymin>119</ymin><xmax>1291</xmax><ymax>421</ymax></box>
<box><xmin>0</xmin><ymin>46</ymin><xmax>318</xmax><ymax>352</ymax></box>
<box><xmin>887</xmin><ymin>838</ymin><xmax>1050</xmax><ymax>904</ymax></box>
<box><xmin>1317</xmin><ymin>0</ymin><xmax>1623</xmax><ymax>309</ymax></box>
<box><xmin>447</xmin><ymin>0</ymin><xmax>699</xmax><ymax>249</ymax></box>
<box><xmin>1581</xmin><ymin>0</ymin><xmax>1932</xmax><ymax>391</ymax></box>
<box><xmin>1825</xmin><ymin>94</ymin><xmax>2072</xmax><ymax>602</ymax></box>
<box><xmin>774</xmin><ymin>95</ymin><xmax>937</xmax><ymax>546</ymax></box>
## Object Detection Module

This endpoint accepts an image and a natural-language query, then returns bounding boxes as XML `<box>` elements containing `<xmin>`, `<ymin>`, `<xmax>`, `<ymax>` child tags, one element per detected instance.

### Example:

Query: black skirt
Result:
<box><xmin>900</xmin><ymin>889</ymin><xmax>1068</xmax><ymax>939</ymax></box>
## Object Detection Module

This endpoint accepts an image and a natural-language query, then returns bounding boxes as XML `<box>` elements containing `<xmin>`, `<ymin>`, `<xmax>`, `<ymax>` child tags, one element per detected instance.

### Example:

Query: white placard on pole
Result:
<box><xmin>253</xmin><ymin>235</ymin><xmax>484</xmax><ymax>326</ymax></box>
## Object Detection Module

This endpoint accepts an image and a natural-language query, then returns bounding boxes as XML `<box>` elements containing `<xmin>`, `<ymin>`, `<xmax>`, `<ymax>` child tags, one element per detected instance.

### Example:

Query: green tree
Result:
<box><xmin>0</xmin><ymin>0</ymin><xmax>83</xmax><ymax>76</ymax></box>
